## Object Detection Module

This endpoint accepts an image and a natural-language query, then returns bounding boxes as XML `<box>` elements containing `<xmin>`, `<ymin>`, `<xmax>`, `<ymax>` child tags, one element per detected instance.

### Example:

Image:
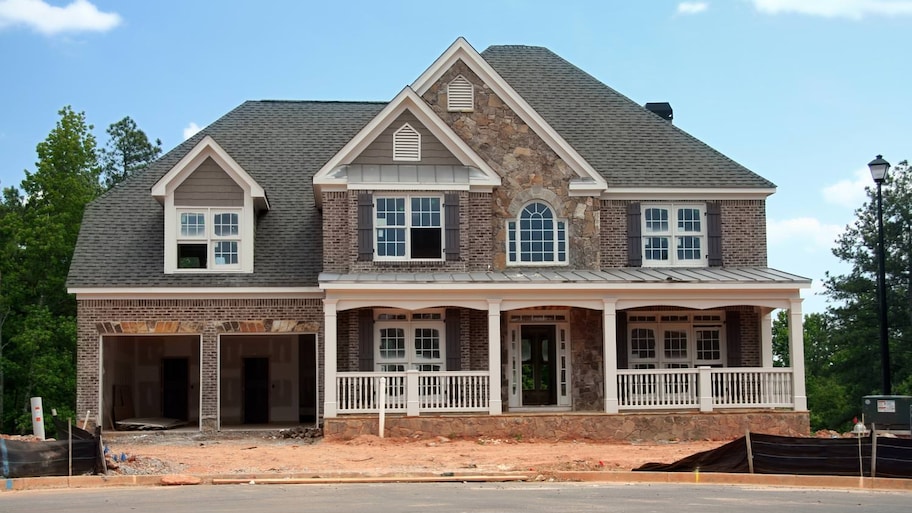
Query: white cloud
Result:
<box><xmin>183</xmin><ymin>122</ymin><xmax>201</xmax><ymax>140</ymax></box>
<box><xmin>767</xmin><ymin>217</ymin><xmax>843</xmax><ymax>251</ymax></box>
<box><xmin>822</xmin><ymin>166</ymin><xmax>871</xmax><ymax>208</ymax></box>
<box><xmin>677</xmin><ymin>2</ymin><xmax>709</xmax><ymax>14</ymax></box>
<box><xmin>0</xmin><ymin>0</ymin><xmax>121</xmax><ymax>35</ymax></box>
<box><xmin>752</xmin><ymin>0</ymin><xmax>912</xmax><ymax>19</ymax></box>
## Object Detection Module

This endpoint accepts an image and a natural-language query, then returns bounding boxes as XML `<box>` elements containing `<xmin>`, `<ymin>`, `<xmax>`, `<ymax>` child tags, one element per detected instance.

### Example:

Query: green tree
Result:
<box><xmin>822</xmin><ymin>158</ymin><xmax>912</xmax><ymax>428</ymax></box>
<box><xmin>0</xmin><ymin>106</ymin><xmax>101</xmax><ymax>432</ymax></box>
<box><xmin>99</xmin><ymin>116</ymin><xmax>162</xmax><ymax>189</ymax></box>
<box><xmin>771</xmin><ymin>310</ymin><xmax>849</xmax><ymax>430</ymax></box>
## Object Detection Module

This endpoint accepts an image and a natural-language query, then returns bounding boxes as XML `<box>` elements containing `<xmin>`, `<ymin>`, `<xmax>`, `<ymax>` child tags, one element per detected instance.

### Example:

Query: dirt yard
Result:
<box><xmin>101</xmin><ymin>431</ymin><xmax>728</xmax><ymax>476</ymax></box>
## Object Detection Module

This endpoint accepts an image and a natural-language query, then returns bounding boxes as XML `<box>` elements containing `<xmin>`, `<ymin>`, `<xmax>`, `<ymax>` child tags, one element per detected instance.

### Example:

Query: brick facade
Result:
<box><xmin>77</xmin><ymin>298</ymin><xmax>323</xmax><ymax>431</ymax></box>
<box><xmin>600</xmin><ymin>199</ymin><xmax>767</xmax><ymax>268</ymax></box>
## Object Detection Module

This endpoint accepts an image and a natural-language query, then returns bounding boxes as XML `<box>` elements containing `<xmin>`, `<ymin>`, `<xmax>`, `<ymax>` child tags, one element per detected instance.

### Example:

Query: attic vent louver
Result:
<box><xmin>644</xmin><ymin>102</ymin><xmax>673</xmax><ymax>123</ymax></box>
<box><xmin>447</xmin><ymin>75</ymin><xmax>474</xmax><ymax>112</ymax></box>
<box><xmin>393</xmin><ymin>123</ymin><xmax>421</xmax><ymax>161</ymax></box>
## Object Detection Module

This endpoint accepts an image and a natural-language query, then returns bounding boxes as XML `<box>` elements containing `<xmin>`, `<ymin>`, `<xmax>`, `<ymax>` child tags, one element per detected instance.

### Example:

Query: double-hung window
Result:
<box><xmin>507</xmin><ymin>202</ymin><xmax>567</xmax><ymax>265</ymax></box>
<box><xmin>176</xmin><ymin>208</ymin><xmax>241</xmax><ymax>270</ymax></box>
<box><xmin>375</xmin><ymin>196</ymin><xmax>442</xmax><ymax>260</ymax></box>
<box><xmin>642</xmin><ymin>204</ymin><xmax>705</xmax><ymax>267</ymax></box>
<box><xmin>375</xmin><ymin>311</ymin><xmax>445</xmax><ymax>372</ymax></box>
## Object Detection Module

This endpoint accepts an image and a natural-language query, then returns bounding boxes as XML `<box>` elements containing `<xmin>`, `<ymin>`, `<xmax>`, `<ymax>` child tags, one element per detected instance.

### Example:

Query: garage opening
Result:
<box><xmin>219</xmin><ymin>333</ymin><xmax>317</xmax><ymax>429</ymax></box>
<box><xmin>100</xmin><ymin>335</ymin><xmax>201</xmax><ymax>431</ymax></box>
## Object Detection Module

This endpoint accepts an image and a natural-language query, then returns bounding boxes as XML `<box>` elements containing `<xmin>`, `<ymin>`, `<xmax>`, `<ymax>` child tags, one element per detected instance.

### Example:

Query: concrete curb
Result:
<box><xmin>553</xmin><ymin>471</ymin><xmax>912</xmax><ymax>491</ymax></box>
<box><xmin>4</xmin><ymin>471</ymin><xmax>912</xmax><ymax>492</ymax></box>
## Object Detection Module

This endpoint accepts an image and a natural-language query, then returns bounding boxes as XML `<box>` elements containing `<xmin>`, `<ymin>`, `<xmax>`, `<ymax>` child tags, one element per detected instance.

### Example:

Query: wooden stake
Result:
<box><xmin>745</xmin><ymin>430</ymin><xmax>754</xmax><ymax>474</ymax></box>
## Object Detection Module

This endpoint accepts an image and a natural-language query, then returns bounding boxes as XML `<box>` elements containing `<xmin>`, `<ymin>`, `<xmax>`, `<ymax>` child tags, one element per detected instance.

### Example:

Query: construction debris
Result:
<box><xmin>278</xmin><ymin>426</ymin><xmax>323</xmax><ymax>441</ymax></box>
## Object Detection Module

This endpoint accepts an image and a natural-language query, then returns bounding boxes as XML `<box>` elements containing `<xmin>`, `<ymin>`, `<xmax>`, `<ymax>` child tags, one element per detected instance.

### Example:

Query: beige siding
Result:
<box><xmin>352</xmin><ymin>111</ymin><xmax>462</xmax><ymax>166</ymax></box>
<box><xmin>174</xmin><ymin>157</ymin><xmax>244</xmax><ymax>207</ymax></box>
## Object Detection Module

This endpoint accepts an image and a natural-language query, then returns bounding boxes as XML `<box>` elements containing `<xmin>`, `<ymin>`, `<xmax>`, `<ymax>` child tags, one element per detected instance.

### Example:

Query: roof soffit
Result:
<box><xmin>313</xmin><ymin>88</ymin><xmax>501</xmax><ymax>196</ymax></box>
<box><xmin>151</xmin><ymin>135</ymin><xmax>269</xmax><ymax>209</ymax></box>
<box><xmin>411</xmin><ymin>37</ymin><xmax>608</xmax><ymax>191</ymax></box>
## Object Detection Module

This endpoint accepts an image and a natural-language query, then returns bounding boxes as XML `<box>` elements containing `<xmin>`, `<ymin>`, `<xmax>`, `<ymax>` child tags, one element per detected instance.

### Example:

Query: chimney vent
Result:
<box><xmin>644</xmin><ymin>102</ymin><xmax>673</xmax><ymax>123</ymax></box>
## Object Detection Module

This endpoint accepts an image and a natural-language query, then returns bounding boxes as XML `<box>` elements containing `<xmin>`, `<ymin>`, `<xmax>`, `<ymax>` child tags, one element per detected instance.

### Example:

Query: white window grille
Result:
<box><xmin>506</xmin><ymin>202</ymin><xmax>567</xmax><ymax>265</ymax></box>
<box><xmin>642</xmin><ymin>204</ymin><xmax>706</xmax><ymax>267</ymax></box>
<box><xmin>176</xmin><ymin>208</ymin><xmax>242</xmax><ymax>270</ymax></box>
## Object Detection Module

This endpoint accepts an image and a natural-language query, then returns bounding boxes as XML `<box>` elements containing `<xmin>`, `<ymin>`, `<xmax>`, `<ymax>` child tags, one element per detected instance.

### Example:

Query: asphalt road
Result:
<box><xmin>4</xmin><ymin>482</ymin><xmax>910</xmax><ymax>513</ymax></box>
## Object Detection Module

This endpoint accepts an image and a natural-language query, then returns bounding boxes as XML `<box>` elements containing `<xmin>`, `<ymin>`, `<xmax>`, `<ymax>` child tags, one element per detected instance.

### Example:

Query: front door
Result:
<box><xmin>243</xmin><ymin>357</ymin><xmax>269</xmax><ymax>424</ymax></box>
<box><xmin>521</xmin><ymin>325</ymin><xmax>557</xmax><ymax>406</ymax></box>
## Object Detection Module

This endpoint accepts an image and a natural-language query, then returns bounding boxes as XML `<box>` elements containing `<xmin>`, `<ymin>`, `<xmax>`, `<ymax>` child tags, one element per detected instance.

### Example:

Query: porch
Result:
<box><xmin>334</xmin><ymin>367</ymin><xmax>796</xmax><ymax>415</ymax></box>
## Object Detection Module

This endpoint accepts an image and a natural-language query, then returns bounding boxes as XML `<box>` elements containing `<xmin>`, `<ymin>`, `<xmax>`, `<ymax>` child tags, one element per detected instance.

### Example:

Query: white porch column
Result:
<box><xmin>323</xmin><ymin>299</ymin><xmax>338</xmax><ymax>418</ymax></box>
<box><xmin>788</xmin><ymin>299</ymin><xmax>808</xmax><ymax>411</ymax></box>
<box><xmin>603</xmin><ymin>299</ymin><xmax>619</xmax><ymax>413</ymax></box>
<box><xmin>487</xmin><ymin>299</ymin><xmax>503</xmax><ymax>415</ymax></box>
<box><xmin>761</xmin><ymin>309</ymin><xmax>774</xmax><ymax>368</ymax></box>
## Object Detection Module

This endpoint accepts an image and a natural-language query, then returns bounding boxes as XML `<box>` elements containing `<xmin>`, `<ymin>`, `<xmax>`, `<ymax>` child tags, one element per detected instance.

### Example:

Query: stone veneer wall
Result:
<box><xmin>324</xmin><ymin>411</ymin><xmax>810</xmax><ymax>442</ymax></box>
<box><xmin>600</xmin><ymin>199</ymin><xmax>767</xmax><ymax>268</ymax></box>
<box><xmin>570</xmin><ymin>308</ymin><xmax>604</xmax><ymax>411</ymax></box>
<box><xmin>423</xmin><ymin>59</ymin><xmax>600</xmax><ymax>271</ymax></box>
<box><xmin>76</xmin><ymin>298</ymin><xmax>323</xmax><ymax>431</ymax></box>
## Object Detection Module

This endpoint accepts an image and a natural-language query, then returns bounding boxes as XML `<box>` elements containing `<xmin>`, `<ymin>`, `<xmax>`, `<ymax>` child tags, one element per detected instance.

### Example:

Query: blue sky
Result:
<box><xmin>1</xmin><ymin>0</ymin><xmax>909</xmax><ymax>313</ymax></box>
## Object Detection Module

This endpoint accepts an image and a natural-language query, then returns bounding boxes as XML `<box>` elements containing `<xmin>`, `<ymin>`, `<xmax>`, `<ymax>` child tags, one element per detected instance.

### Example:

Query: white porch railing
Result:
<box><xmin>336</xmin><ymin>370</ymin><xmax>490</xmax><ymax>415</ymax></box>
<box><xmin>618</xmin><ymin>367</ymin><xmax>794</xmax><ymax>411</ymax></box>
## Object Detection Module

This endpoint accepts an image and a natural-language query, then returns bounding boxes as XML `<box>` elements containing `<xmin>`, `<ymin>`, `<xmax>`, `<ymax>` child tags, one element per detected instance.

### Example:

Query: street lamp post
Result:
<box><xmin>868</xmin><ymin>154</ymin><xmax>891</xmax><ymax>395</ymax></box>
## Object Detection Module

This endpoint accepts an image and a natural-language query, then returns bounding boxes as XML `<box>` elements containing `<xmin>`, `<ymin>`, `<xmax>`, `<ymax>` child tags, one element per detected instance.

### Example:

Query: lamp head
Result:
<box><xmin>868</xmin><ymin>155</ymin><xmax>890</xmax><ymax>183</ymax></box>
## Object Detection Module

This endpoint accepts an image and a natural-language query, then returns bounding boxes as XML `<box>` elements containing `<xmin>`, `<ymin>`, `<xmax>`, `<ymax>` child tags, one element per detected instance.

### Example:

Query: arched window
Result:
<box><xmin>507</xmin><ymin>202</ymin><xmax>567</xmax><ymax>264</ymax></box>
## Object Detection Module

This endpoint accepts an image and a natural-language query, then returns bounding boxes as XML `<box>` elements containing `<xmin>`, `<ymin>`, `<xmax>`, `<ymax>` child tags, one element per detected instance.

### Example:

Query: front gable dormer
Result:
<box><xmin>152</xmin><ymin>135</ymin><xmax>268</xmax><ymax>274</ymax></box>
<box><xmin>313</xmin><ymin>87</ymin><xmax>500</xmax><ymax>200</ymax></box>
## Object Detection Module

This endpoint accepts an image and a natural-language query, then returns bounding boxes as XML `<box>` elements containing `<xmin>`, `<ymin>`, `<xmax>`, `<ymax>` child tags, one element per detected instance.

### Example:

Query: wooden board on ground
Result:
<box><xmin>115</xmin><ymin>417</ymin><xmax>188</xmax><ymax>430</ymax></box>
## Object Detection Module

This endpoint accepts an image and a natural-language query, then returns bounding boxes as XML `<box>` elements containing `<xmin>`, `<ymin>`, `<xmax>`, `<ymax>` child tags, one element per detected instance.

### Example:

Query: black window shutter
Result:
<box><xmin>627</xmin><ymin>203</ymin><xmax>642</xmax><ymax>267</ymax></box>
<box><xmin>444</xmin><ymin>193</ymin><xmax>460</xmax><ymax>261</ymax></box>
<box><xmin>616</xmin><ymin>312</ymin><xmax>628</xmax><ymax>370</ymax></box>
<box><xmin>726</xmin><ymin>310</ymin><xmax>741</xmax><ymax>367</ymax></box>
<box><xmin>445</xmin><ymin>308</ymin><xmax>462</xmax><ymax>371</ymax></box>
<box><xmin>358</xmin><ymin>309</ymin><xmax>374</xmax><ymax>371</ymax></box>
<box><xmin>357</xmin><ymin>193</ymin><xmax>373</xmax><ymax>261</ymax></box>
<box><xmin>707</xmin><ymin>202</ymin><xmax>723</xmax><ymax>267</ymax></box>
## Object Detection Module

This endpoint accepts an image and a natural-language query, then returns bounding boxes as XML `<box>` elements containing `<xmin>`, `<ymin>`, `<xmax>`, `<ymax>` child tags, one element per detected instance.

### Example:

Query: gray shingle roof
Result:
<box><xmin>481</xmin><ymin>45</ymin><xmax>776</xmax><ymax>189</ymax></box>
<box><xmin>69</xmin><ymin>44</ymin><xmax>778</xmax><ymax>290</ymax></box>
<box><xmin>67</xmin><ymin>101</ymin><xmax>384</xmax><ymax>288</ymax></box>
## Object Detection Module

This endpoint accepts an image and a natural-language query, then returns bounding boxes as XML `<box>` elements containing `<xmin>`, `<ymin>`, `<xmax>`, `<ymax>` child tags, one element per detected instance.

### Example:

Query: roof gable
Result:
<box><xmin>313</xmin><ymin>87</ymin><xmax>500</xmax><ymax>199</ymax></box>
<box><xmin>152</xmin><ymin>135</ymin><xmax>269</xmax><ymax>210</ymax></box>
<box><xmin>412</xmin><ymin>37</ymin><xmax>608</xmax><ymax>195</ymax></box>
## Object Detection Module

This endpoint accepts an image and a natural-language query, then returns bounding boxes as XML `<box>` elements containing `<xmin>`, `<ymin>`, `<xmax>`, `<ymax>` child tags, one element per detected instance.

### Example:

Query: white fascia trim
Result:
<box><xmin>151</xmin><ymin>135</ymin><xmax>268</xmax><ymax>209</ymax></box>
<box><xmin>312</xmin><ymin>87</ymin><xmax>500</xmax><ymax>198</ymax></box>
<box><xmin>411</xmin><ymin>37</ymin><xmax>608</xmax><ymax>192</ymax></box>
<box><xmin>348</xmin><ymin>183</ymin><xmax>472</xmax><ymax>192</ymax></box>
<box><xmin>68</xmin><ymin>287</ymin><xmax>324</xmax><ymax>300</ymax></box>
<box><xmin>319</xmin><ymin>281</ymin><xmax>811</xmax><ymax>292</ymax></box>
<box><xmin>602</xmin><ymin>188</ymin><xmax>777</xmax><ymax>201</ymax></box>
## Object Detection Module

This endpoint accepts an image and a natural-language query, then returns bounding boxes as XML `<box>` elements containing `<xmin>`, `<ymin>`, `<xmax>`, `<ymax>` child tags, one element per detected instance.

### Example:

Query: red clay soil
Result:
<box><xmin>101</xmin><ymin>432</ymin><xmax>728</xmax><ymax>476</ymax></box>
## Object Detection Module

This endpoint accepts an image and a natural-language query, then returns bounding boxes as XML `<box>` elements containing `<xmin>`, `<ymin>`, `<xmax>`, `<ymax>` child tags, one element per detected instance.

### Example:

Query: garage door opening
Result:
<box><xmin>100</xmin><ymin>335</ymin><xmax>201</xmax><ymax>431</ymax></box>
<box><xmin>219</xmin><ymin>333</ymin><xmax>317</xmax><ymax>429</ymax></box>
